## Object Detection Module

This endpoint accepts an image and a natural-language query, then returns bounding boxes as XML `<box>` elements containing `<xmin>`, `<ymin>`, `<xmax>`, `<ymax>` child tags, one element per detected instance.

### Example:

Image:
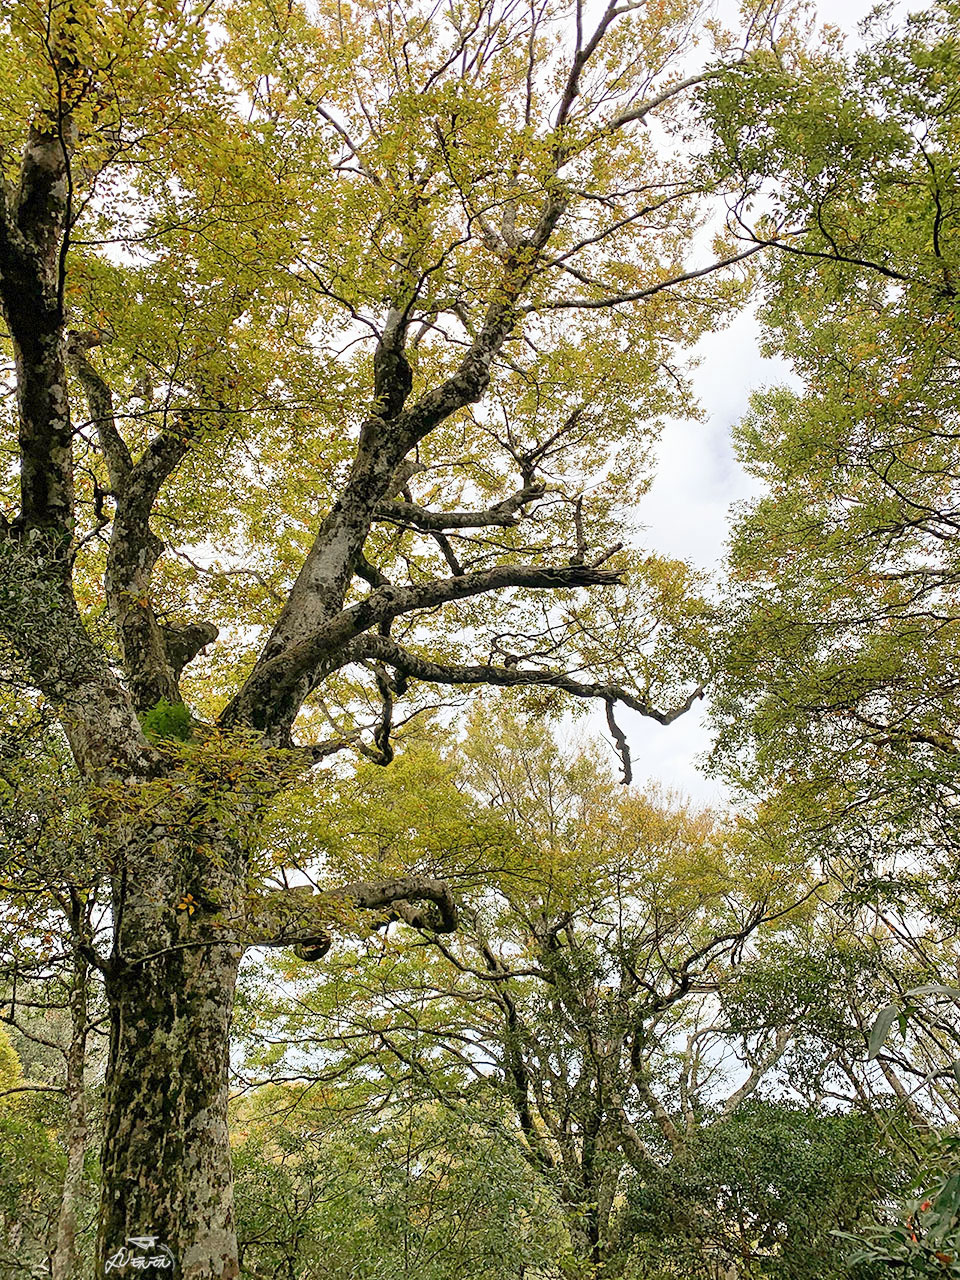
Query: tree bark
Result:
<box><xmin>52</xmin><ymin>951</ymin><xmax>89</xmax><ymax>1280</ymax></box>
<box><xmin>97</xmin><ymin>928</ymin><xmax>243</xmax><ymax>1279</ymax></box>
<box><xmin>90</xmin><ymin>818</ymin><xmax>445</xmax><ymax>1279</ymax></box>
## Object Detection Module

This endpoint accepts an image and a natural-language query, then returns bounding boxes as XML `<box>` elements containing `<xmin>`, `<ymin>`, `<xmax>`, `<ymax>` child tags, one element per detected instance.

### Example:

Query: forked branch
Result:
<box><xmin>339</xmin><ymin>632</ymin><xmax>704</xmax><ymax>778</ymax></box>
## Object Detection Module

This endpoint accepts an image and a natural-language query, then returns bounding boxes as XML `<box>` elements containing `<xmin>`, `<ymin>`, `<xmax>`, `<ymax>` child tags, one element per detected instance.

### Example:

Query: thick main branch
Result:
<box><xmin>224</xmin><ymin>560</ymin><xmax>617</xmax><ymax>737</ymax></box>
<box><xmin>68</xmin><ymin>342</ymin><xmax>217</xmax><ymax>711</ymax></box>
<box><xmin>246</xmin><ymin>876</ymin><xmax>459</xmax><ymax>960</ymax></box>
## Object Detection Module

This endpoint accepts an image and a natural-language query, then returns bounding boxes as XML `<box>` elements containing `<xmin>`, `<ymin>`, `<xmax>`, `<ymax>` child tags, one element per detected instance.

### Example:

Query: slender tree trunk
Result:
<box><xmin>877</xmin><ymin>1059</ymin><xmax>934</xmax><ymax>1136</ymax></box>
<box><xmin>96</xmin><ymin>915</ymin><xmax>243</xmax><ymax>1279</ymax></box>
<box><xmin>52</xmin><ymin>951</ymin><xmax>89</xmax><ymax>1280</ymax></box>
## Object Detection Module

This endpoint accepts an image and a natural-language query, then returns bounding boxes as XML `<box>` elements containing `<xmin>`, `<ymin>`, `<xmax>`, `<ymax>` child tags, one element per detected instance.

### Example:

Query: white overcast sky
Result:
<box><xmin>601</xmin><ymin>0</ymin><xmax>887</xmax><ymax>806</ymax></box>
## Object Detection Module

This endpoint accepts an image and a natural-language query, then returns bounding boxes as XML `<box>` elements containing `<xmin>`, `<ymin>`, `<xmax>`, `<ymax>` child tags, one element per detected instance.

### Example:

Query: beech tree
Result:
<box><xmin>701</xmin><ymin>17</ymin><xmax>960</xmax><ymax>1266</ymax></box>
<box><xmin>0</xmin><ymin>696</ymin><xmax>105</xmax><ymax>1278</ymax></box>
<box><xmin>707</xmin><ymin>1</ymin><xmax>960</xmax><ymax>888</ymax></box>
<box><xmin>0</xmin><ymin>0</ymin><xmax>780</xmax><ymax>1274</ymax></box>
<box><xmin>234</xmin><ymin>713</ymin><xmax>820</xmax><ymax>1272</ymax></box>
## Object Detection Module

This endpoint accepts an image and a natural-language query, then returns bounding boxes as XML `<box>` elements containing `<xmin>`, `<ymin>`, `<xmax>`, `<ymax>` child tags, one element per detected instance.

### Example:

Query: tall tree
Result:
<box><xmin>0</xmin><ymin>692</ymin><xmax>105</xmax><ymax>1277</ymax></box>
<box><xmin>707</xmin><ymin>0</ymin><xmax>960</xmax><ymax>887</ymax></box>
<box><xmin>234</xmin><ymin>713</ymin><xmax>820</xmax><ymax>1273</ymax></box>
<box><xmin>0</xmin><ymin>0</ymin><xmax>779</xmax><ymax>1273</ymax></box>
<box><xmin>704</xmin><ymin>12</ymin><xmax>960</xmax><ymax>1248</ymax></box>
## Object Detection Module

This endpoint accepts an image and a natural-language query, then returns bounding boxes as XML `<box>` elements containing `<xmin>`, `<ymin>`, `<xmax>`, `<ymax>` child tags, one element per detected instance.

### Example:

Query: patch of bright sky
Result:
<box><xmin>602</xmin><ymin>0</ymin><xmax>888</xmax><ymax>808</ymax></box>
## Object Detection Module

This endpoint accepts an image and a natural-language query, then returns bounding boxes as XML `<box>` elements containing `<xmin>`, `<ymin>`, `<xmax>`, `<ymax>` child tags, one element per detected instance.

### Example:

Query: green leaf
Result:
<box><xmin>867</xmin><ymin>1003</ymin><xmax>899</xmax><ymax>1059</ymax></box>
<box><xmin>139</xmin><ymin>698</ymin><xmax>193</xmax><ymax>743</ymax></box>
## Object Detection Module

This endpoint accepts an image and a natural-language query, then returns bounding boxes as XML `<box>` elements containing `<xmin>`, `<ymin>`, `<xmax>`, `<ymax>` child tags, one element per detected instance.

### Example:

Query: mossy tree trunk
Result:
<box><xmin>97</xmin><ymin>932</ymin><xmax>243</xmax><ymax>1280</ymax></box>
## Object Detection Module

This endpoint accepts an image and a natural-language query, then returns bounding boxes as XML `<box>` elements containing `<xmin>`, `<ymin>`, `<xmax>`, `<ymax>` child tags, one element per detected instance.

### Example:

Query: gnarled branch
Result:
<box><xmin>374</xmin><ymin>480</ymin><xmax>546</xmax><ymax>531</ymax></box>
<box><xmin>340</xmin><ymin>633</ymin><xmax>703</xmax><ymax>730</ymax></box>
<box><xmin>67</xmin><ymin>343</ymin><xmax>219</xmax><ymax>711</ymax></box>
<box><xmin>223</xmin><ymin>559</ymin><xmax>622</xmax><ymax>736</ymax></box>
<box><xmin>246</xmin><ymin>876</ymin><xmax>458</xmax><ymax>961</ymax></box>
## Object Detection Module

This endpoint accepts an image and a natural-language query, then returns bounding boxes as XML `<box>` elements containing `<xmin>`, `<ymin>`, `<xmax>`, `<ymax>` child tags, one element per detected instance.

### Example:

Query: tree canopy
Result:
<box><xmin>0</xmin><ymin>0</ymin><xmax>959</xmax><ymax>1277</ymax></box>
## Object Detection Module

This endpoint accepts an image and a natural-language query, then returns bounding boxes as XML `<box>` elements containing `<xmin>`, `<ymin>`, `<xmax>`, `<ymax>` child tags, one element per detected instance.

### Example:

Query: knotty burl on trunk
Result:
<box><xmin>0</xmin><ymin>0</ymin><xmax>761</xmax><ymax>1274</ymax></box>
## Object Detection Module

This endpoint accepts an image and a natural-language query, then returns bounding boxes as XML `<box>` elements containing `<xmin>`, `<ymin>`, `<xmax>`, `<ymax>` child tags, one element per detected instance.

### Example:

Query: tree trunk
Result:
<box><xmin>52</xmin><ymin>951</ymin><xmax>89</xmax><ymax>1280</ymax></box>
<box><xmin>97</xmin><ymin>935</ymin><xmax>243</xmax><ymax>1280</ymax></box>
